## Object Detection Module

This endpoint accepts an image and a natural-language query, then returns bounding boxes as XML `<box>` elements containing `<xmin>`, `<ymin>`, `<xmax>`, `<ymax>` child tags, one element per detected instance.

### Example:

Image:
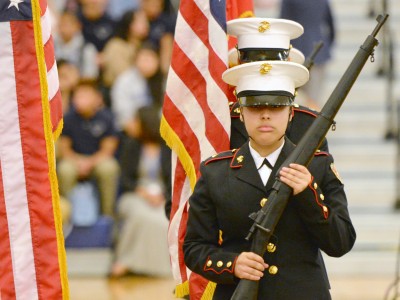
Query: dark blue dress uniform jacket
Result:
<box><xmin>183</xmin><ymin>139</ymin><xmax>356</xmax><ymax>300</ymax></box>
<box><xmin>165</xmin><ymin>103</ymin><xmax>328</xmax><ymax>219</ymax></box>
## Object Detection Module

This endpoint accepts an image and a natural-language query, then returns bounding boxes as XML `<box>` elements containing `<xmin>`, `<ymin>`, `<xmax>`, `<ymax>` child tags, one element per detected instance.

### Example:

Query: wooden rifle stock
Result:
<box><xmin>230</xmin><ymin>14</ymin><xmax>388</xmax><ymax>300</ymax></box>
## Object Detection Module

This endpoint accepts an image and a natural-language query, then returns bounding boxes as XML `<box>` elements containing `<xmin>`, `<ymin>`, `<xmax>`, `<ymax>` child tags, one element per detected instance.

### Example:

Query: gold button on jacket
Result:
<box><xmin>267</xmin><ymin>242</ymin><xmax>276</xmax><ymax>253</ymax></box>
<box><xmin>268</xmin><ymin>265</ymin><xmax>278</xmax><ymax>275</ymax></box>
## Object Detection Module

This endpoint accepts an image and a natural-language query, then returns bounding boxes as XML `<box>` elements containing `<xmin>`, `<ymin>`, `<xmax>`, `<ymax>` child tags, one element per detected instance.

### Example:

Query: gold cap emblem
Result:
<box><xmin>258</xmin><ymin>21</ymin><xmax>270</xmax><ymax>33</ymax></box>
<box><xmin>260</xmin><ymin>63</ymin><xmax>272</xmax><ymax>75</ymax></box>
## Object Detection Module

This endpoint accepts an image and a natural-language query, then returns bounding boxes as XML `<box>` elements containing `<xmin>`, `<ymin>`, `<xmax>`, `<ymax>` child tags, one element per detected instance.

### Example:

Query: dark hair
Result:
<box><xmin>137</xmin><ymin>105</ymin><xmax>162</xmax><ymax>144</ymax></box>
<box><xmin>136</xmin><ymin>41</ymin><xmax>164</xmax><ymax>105</ymax></box>
<box><xmin>74</xmin><ymin>78</ymin><xmax>100</xmax><ymax>91</ymax></box>
<box><xmin>114</xmin><ymin>10</ymin><xmax>137</xmax><ymax>40</ymax></box>
<box><xmin>56</xmin><ymin>58</ymin><xmax>69</xmax><ymax>68</ymax></box>
<box><xmin>71</xmin><ymin>78</ymin><xmax>103</xmax><ymax>103</ymax></box>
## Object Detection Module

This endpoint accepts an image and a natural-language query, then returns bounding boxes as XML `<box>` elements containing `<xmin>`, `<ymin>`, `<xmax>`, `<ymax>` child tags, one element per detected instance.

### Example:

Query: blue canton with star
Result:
<box><xmin>0</xmin><ymin>0</ymin><xmax>32</xmax><ymax>22</ymax></box>
<box><xmin>210</xmin><ymin>0</ymin><xmax>226</xmax><ymax>32</ymax></box>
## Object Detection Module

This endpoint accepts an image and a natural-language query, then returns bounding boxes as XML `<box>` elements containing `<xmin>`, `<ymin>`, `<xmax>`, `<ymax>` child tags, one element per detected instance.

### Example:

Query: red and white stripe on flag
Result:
<box><xmin>161</xmin><ymin>0</ymin><xmax>255</xmax><ymax>298</ymax></box>
<box><xmin>0</xmin><ymin>0</ymin><xmax>68</xmax><ymax>299</ymax></box>
<box><xmin>41</xmin><ymin>2</ymin><xmax>63</xmax><ymax>140</ymax></box>
<box><xmin>160</xmin><ymin>0</ymin><xmax>231</xmax><ymax>298</ymax></box>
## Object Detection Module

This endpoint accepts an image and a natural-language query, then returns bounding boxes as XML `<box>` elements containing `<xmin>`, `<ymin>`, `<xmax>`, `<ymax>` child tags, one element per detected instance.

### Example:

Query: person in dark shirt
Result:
<box><xmin>78</xmin><ymin>0</ymin><xmax>116</xmax><ymax>51</ymax></box>
<box><xmin>139</xmin><ymin>0</ymin><xmax>176</xmax><ymax>74</ymax></box>
<box><xmin>110</xmin><ymin>105</ymin><xmax>171</xmax><ymax>278</ymax></box>
<box><xmin>57</xmin><ymin>79</ymin><xmax>120</xmax><ymax>217</ymax></box>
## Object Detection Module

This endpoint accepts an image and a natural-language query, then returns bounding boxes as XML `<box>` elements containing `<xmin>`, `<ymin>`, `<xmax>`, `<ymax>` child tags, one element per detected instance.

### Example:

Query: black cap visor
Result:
<box><xmin>239</xmin><ymin>48</ymin><xmax>290</xmax><ymax>63</ymax></box>
<box><xmin>237</xmin><ymin>91</ymin><xmax>294</xmax><ymax>107</ymax></box>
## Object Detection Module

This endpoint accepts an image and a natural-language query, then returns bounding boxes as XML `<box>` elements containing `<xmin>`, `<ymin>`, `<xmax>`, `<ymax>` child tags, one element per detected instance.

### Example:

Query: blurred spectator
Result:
<box><xmin>100</xmin><ymin>9</ymin><xmax>150</xmax><ymax>98</ymax></box>
<box><xmin>106</xmin><ymin>0</ymin><xmax>140</xmax><ymax>21</ymax></box>
<box><xmin>57</xmin><ymin>59</ymin><xmax>81</xmax><ymax>113</ymax></box>
<box><xmin>54</xmin><ymin>11</ymin><xmax>99</xmax><ymax>79</ymax></box>
<box><xmin>110</xmin><ymin>105</ymin><xmax>171</xmax><ymax>278</ymax></box>
<box><xmin>77</xmin><ymin>0</ymin><xmax>116</xmax><ymax>51</ymax></box>
<box><xmin>50</xmin><ymin>0</ymin><xmax>80</xmax><ymax>14</ymax></box>
<box><xmin>139</xmin><ymin>0</ymin><xmax>176</xmax><ymax>75</ymax></box>
<box><xmin>110</xmin><ymin>43</ymin><xmax>162</xmax><ymax>137</ymax></box>
<box><xmin>165</xmin><ymin>0</ymin><xmax>179</xmax><ymax>14</ymax></box>
<box><xmin>254</xmin><ymin>0</ymin><xmax>280</xmax><ymax>15</ymax></box>
<box><xmin>280</xmin><ymin>0</ymin><xmax>335</xmax><ymax>109</ymax></box>
<box><xmin>57</xmin><ymin>79</ymin><xmax>120</xmax><ymax>217</ymax></box>
<box><xmin>59</xmin><ymin>195</ymin><xmax>72</xmax><ymax>235</ymax></box>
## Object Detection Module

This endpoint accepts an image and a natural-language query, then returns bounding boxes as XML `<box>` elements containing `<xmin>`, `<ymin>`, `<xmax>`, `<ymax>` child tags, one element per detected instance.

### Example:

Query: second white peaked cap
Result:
<box><xmin>222</xmin><ymin>61</ymin><xmax>309</xmax><ymax>97</ymax></box>
<box><xmin>288</xmin><ymin>48</ymin><xmax>305</xmax><ymax>64</ymax></box>
<box><xmin>227</xmin><ymin>17</ymin><xmax>304</xmax><ymax>50</ymax></box>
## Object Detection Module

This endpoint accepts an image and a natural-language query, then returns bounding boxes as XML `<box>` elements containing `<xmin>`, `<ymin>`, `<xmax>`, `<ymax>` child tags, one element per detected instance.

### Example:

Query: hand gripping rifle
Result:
<box><xmin>231</xmin><ymin>14</ymin><xmax>388</xmax><ymax>300</ymax></box>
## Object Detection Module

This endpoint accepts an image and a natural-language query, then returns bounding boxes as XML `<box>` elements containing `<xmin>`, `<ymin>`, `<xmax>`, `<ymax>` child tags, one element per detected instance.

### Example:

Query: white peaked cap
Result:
<box><xmin>227</xmin><ymin>17</ymin><xmax>304</xmax><ymax>50</ymax></box>
<box><xmin>222</xmin><ymin>61</ymin><xmax>309</xmax><ymax>97</ymax></box>
<box><xmin>288</xmin><ymin>48</ymin><xmax>305</xmax><ymax>64</ymax></box>
<box><xmin>228</xmin><ymin>47</ymin><xmax>305</xmax><ymax>67</ymax></box>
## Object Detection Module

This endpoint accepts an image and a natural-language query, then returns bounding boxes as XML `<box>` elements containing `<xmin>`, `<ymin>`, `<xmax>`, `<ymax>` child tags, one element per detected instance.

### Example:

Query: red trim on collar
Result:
<box><xmin>230</xmin><ymin>150</ymin><xmax>243</xmax><ymax>169</ymax></box>
<box><xmin>205</xmin><ymin>154</ymin><xmax>234</xmax><ymax>165</ymax></box>
<box><xmin>293</xmin><ymin>107</ymin><xmax>318</xmax><ymax>118</ymax></box>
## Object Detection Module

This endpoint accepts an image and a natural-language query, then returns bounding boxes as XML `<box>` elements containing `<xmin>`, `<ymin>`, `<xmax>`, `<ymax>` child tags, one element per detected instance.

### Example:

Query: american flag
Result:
<box><xmin>160</xmin><ymin>0</ymin><xmax>253</xmax><ymax>298</ymax></box>
<box><xmin>0</xmin><ymin>0</ymin><xmax>67</xmax><ymax>299</ymax></box>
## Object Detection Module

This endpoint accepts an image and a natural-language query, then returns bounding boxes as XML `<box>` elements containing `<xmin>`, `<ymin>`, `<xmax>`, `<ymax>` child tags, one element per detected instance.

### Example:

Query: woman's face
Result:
<box><xmin>141</xmin><ymin>0</ymin><xmax>164</xmax><ymax>20</ymax></box>
<box><xmin>72</xmin><ymin>85</ymin><xmax>102</xmax><ymax>117</ymax></box>
<box><xmin>241</xmin><ymin>105</ymin><xmax>291</xmax><ymax>155</ymax></box>
<box><xmin>136</xmin><ymin>48</ymin><xmax>159</xmax><ymax>78</ymax></box>
<box><xmin>130</xmin><ymin>11</ymin><xmax>149</xmax><ymax>40</ymax></box>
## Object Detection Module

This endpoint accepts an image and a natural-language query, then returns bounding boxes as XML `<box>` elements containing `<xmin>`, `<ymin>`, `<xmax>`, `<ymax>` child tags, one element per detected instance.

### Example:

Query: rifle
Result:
<box><xmin>303</xmin><ymin>40</ymin><xmax>324</xmax><ymax>70</ymax></box>
<box><xmin>231</xmin><ymin>14</ymin><xmax>388</xmax><ymax>300</ymax></box>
